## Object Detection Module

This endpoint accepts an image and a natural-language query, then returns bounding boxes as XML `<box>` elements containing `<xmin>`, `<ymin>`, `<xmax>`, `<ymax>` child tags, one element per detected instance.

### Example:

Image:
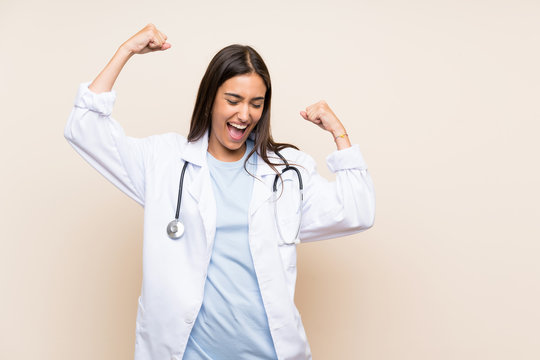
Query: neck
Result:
<box><xmin>207</xmin><ymin>142</ymin><xmax>246</xmax><ymax>162</ymax></box>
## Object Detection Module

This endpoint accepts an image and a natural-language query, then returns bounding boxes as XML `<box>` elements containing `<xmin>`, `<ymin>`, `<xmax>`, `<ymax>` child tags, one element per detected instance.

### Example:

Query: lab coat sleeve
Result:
<box><xmin>298</xmin><ymin>144</ymin><xmax>375</xmax><ymax>242</ymax></box>
<box><xmin>64</xmin><ymin>82</ymin><xmax>151</xmax><ymax>206</ymax></box>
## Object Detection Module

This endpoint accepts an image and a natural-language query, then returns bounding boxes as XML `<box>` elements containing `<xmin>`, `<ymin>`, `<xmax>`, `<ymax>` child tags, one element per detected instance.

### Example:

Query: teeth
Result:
<box><xmin>229</xmin><ymin>122</ymin><xmax>247</xmax><ymax>130</ymax></box>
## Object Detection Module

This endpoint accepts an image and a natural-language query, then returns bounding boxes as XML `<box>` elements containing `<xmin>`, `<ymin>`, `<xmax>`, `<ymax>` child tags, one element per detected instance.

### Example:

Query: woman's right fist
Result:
<box><xmin>120</xmin><ymin>24</ymin><xmax>171</xmax><ymax>55</ymax></box>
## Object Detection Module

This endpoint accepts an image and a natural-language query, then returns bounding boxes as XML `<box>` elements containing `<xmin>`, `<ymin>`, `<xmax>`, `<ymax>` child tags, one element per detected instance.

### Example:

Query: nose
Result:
<box><xmin>237</xmin><ymin>103</ymin><xmax>250</xmax><ymax>122</ymax></box>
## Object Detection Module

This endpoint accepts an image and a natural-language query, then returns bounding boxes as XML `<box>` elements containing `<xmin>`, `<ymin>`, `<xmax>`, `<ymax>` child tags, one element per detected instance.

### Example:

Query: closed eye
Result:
<box><xmin>227</xmin><ymin>99</ymin><xmax>262</xmax><ymax>109</ymax></box>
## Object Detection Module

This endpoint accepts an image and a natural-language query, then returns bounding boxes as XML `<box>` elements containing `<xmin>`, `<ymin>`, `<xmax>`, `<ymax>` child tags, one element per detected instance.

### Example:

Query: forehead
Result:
<box><xmin>219</xmin><ymin>73</ymin><xmax>266</xmax><ymax>96</ymax></box>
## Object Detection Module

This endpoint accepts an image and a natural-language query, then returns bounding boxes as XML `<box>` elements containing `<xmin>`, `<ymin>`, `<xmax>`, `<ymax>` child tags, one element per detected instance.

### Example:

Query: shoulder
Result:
<box><xmin>274</xmin><ymin>146</ymin><xmax>317</xmax><ymax>170</ymax></box>
<box><xmin>144</xmin><ymin>132</ymin><xmax>189</xmax><ymax>154</ymax></box>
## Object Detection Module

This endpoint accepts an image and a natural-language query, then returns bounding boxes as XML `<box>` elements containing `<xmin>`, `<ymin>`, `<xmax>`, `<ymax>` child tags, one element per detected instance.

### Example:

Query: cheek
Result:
<box><xmin>211</xmin><ymin>105</ymin><xmax>229</xmax><ymax>127</ymax></box>
<box><xmin>251</xmin><ymin>116</ymin><xmax>261</xmax><ymax>129</ymax></box>
<box><xmin>254</xmin><ymin>108</ymin><xmax>265</xmax><ymax>122</ymax></box>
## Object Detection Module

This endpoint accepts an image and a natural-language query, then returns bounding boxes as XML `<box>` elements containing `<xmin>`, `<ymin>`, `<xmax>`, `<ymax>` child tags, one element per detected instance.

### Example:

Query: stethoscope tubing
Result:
<box><xmin>167</xmin><ymin>151</ymin><xmax>303</xmax><ymax>244</ymax></box>
<box><xmin>166</xmin><ymin>161</ymin><xmax>189</xmax><ymax>240</ymax></box>
<box><xmin>175</xmin><ymin>161</ymin><xmax>189</xmax><ymax>220</ymax></box>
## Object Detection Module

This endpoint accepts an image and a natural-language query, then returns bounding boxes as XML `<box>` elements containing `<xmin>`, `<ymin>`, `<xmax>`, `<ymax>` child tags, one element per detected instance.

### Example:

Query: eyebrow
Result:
<box><xmin>224</xmin><ymin>92</ymin><xmax>265</xmax><ymax>101</ymax></box>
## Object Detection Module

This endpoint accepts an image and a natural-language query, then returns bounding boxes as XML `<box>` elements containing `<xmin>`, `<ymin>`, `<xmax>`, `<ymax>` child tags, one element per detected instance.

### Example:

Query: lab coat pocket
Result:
<box><xmin>277</xmin><ymin>241</ymin><xmax>298</xmax><ymax>297</ymax></box>
<box><xmin>277</xmin><ymin>242</ymin><xmax>297</xmax><ymax>270</ymax></box>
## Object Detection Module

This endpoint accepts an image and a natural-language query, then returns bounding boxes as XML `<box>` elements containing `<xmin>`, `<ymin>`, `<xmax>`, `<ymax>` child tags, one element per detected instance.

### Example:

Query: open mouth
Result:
<box><xmin>227</xmin><ymin>122</ymin><xmax>248</xmax><ymax>141</ymax></box>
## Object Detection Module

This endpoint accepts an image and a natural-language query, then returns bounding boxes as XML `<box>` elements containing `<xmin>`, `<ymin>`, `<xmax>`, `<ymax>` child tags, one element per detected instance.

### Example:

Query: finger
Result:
<box><xmin>307</xmin><ymin>109</ymin><xmax>320</xmax><ymax>122</ymax></box>
<box><xmin>147</xmin><ymin>42</ymin><xmax>159</xmax><ymax>50</ymax></box>
<box><xmin>148</xmin><ymin>38</ymin><xmax>163</xmax><ymax>49</ymax></box>
<box><xmin>160</xmin><ymin>42</ymin><xmax>172</xmax><ymax>50</ymax></box>
<box><xmin>149</xmin><ymin>31</ymin><xmax>164</xmax><ymax>47</ymax></box>
<box><xmin>307</xmin><ymin>114</ymin><xmax>322</xmax><ymax>126</ymax></box>
<box><xmin>304</xmin><ymin>103</ymin><xmax>315</xmax><ymax>116</ymax></box>
<box><xmin>158</xmin><ymin>30</ymin><xmax>168</xmax><ymax>41</ymax></box>
<box><xmin>154</xmin><ymin>31</ymin><xmax>165</xmax><ymax>45</ymax></box>
<box><xmin>299</xmin><ymin>111</ymin><xmax>308</xmax><ymax>120</ymax></box>
<box><xmin>151</xmin><ymin>36</ymin><xmax>163</xmax><ymax>47</ymax></box>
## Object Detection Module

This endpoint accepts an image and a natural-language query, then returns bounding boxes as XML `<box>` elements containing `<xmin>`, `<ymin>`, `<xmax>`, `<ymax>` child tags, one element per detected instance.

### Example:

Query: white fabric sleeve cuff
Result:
<box><xmin>326</xmin><ymin>144</ymin><xmax>368</xmax><ymax>172</ymax></box>
<box><xmin>74</xmin><ymin>82</ymin><xmax>117</xmax><ymax>117</ymax></box>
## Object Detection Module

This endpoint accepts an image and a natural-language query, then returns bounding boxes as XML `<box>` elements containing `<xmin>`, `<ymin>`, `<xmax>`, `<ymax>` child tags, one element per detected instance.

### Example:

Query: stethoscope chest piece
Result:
<box><xmin>167</xmin><ymin>219</ymin><xmax>185</xmax><ymax>240</ymax></box>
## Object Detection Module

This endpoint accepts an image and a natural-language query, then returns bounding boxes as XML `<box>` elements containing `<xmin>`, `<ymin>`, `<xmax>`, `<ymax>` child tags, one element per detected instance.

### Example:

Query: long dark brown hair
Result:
<box><xmin>187</xmin><ymin>44</ymin><xmax>298</xmax><ymax>174</ymax></box>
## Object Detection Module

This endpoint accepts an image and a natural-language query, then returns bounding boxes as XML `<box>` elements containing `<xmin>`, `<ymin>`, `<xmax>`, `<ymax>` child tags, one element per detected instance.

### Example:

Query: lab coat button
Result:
<box><xmin>185</xmin><ymin>317</ymin><xmax>193</xmax><ymax>324</ymax></box>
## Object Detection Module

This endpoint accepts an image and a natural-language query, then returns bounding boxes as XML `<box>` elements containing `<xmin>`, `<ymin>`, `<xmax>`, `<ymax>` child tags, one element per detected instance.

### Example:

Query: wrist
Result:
<box><xmin>330</xmin><ymin>126</ymin><xmax>347</xmax><ymax>139</ymax></box>
<box><xmin>117</xmin><ymin>44</ymin><xmax>135</xmax><ymax>59</ymax></box>
<box><xmin>331</xmin><ymin>128</ymin><xmax>351</xmax><ymax>150</ymax></box>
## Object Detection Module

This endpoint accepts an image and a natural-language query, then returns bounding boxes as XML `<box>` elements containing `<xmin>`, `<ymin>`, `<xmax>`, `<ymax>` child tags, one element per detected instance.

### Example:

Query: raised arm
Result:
<box><xmin>64</xmin><ymin>24</ymin><xmax>171</xmax><ymax>206</ymax></box>
<box><xmin>297</xmin><ymin>101</ymin><xmax>375</xmax><ymax>242</ymax></box>
<box><xmin>89</xmin><ymin>23</ymin><xmax>171</xmax><ymax>93</ymax></box>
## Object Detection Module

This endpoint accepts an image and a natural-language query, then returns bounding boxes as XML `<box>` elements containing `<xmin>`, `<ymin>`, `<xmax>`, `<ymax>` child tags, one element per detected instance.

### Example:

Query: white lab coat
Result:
<box><xmin>64</xmin><ymin>82</ymin><xmax>376</xmax><ymax>360</ymax></box>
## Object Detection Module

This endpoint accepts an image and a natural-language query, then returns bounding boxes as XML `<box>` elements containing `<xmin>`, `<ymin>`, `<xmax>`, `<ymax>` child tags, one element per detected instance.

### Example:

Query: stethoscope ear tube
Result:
<box><xmin>167</xmin><ymin>161</ymin><xmax>189</xmax><ymax>240</ymax></box>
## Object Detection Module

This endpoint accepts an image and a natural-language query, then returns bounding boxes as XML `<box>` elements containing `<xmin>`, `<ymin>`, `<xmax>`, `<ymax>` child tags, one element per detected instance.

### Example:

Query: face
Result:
<box><xmin>208</xmin><ymin>73</ymin><xmax>266</xmax><ymax>162</ymax></box>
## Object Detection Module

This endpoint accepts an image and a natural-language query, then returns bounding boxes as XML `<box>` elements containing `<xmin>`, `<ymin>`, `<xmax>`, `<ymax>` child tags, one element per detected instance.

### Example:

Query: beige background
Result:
<box><xmin>1</xmin><ymin>0</ymin><xmax>539</xmax><ymax>358</ymax></box>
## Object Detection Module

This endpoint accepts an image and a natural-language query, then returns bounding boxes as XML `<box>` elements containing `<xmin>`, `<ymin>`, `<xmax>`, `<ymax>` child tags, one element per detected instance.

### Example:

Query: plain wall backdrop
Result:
<box><xmin>1</xmin><ymin>0</ymin><xmax>539</xmax><ymax>358</ymax></box>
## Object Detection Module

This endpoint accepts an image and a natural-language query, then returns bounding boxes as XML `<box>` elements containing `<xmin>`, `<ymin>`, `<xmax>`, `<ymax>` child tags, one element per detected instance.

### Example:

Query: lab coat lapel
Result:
<box><xmin>249</xmin><ymin>152</ymin><xmax>278</xmax><ymax>216</ymax></box>
<box><xmin>182</xmin><ymin>132</ymin><xmax>216</xmax><ymax>252</ymax></box>
<box><xmin>190</xmin><ymin>166</ymin><xmax>216</xmax><ymax>252</ymax></box>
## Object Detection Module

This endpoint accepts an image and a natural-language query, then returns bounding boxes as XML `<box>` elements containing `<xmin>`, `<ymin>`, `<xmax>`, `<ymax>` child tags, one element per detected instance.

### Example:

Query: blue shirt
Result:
<box><xmin>183</xmin><ymin>141</ymin><xmax>278</xmax><ymax>359</ymax></box>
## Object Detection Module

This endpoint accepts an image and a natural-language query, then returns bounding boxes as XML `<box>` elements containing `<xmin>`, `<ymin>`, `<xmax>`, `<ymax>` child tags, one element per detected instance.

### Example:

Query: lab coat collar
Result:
<box><xmin>179</xmin><ymin>130</ymin><xmax>209</xmax><ymax>167</ymax></box>
<box><xmin>180</xmin><ymin>129</ymin><xmax>284</xmax><ymax>176</ymax></box>
<box><xmin>180</xmin><ymin>130</ymin><xmax>285</xmax><ymax>217</ymax></box>
<box><xmin>180</xmin><ymin>131</ymin><xmax>215</xmax><ymax>252</ymax></box>
<box><xmin>255</xmin><ymin>150</ymin><xmax>283</xmax><ymax>177</ymax></box>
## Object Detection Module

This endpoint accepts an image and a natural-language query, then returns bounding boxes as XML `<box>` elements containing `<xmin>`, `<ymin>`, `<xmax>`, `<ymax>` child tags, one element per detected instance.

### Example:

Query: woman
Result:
<box><xmin>65</xmin><ymin>24</ymin><xmax>375</xmax><ymax>360</ymax></box>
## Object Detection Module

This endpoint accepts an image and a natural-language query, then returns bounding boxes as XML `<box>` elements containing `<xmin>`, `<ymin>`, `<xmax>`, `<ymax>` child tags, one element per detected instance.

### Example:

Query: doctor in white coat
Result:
<box><xmin>65</xmin><ymin>24</ymin><xmax>375</xmax><ymax>360</ymax></box>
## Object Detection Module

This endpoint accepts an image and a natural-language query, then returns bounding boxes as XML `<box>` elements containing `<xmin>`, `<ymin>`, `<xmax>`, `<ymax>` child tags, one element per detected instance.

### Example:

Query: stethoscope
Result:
<box><xmin>167</xmin><ymin>151</ymin><xmax>303</xmax><ymax>245</ymax></box>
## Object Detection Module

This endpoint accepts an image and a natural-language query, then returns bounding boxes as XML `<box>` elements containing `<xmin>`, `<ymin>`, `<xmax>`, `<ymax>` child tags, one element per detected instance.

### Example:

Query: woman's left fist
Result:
<box><xmin>300</xmin><ymin>100</ymin><xmax>345</xmax><ymax>135</ymax></box>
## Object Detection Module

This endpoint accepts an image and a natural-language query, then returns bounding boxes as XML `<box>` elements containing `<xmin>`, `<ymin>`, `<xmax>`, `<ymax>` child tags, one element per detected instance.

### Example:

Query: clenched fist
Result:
<box><xmin>300</xmin><ymin>101</ymin><xmax>351</xmax><ymax>149</ymax></box>
<box><xmin>120</xmin><ymin>23</ymin><xmax>171</xmax><ymax>55</ymax></box>
<box><xmin>88</xmin><ymin>24</ymin><xmax>171</xmax><ymax>93</ymax></box>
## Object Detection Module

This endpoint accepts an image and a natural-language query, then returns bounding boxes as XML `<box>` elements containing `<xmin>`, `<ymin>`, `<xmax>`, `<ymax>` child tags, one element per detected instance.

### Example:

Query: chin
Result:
<box><xmin>225</xmin><ymin>141</ymin><xmax>246</xmax><ymax>151</ymax></box>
